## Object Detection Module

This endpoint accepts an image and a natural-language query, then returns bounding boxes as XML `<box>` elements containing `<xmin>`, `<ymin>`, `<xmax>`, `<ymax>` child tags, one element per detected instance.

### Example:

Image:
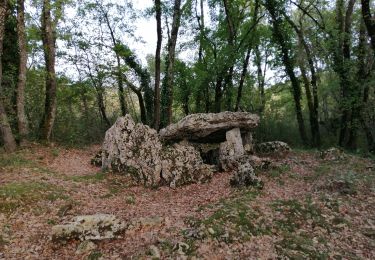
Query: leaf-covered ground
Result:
<box><xmin>0</xmin><ymin>144</ymin><xmax>374</xmax><ymax>259</ymax></box>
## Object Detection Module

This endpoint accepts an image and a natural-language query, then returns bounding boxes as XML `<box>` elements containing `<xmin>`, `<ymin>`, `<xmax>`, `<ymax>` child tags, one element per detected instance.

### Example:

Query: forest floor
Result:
<box><xmin>0</xmin><ymin>144</ymin><xmax>375</xmax><ymax>259</ymax></box>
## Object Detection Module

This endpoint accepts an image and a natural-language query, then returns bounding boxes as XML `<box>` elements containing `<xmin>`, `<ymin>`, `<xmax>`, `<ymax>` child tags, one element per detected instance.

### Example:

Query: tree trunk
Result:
<box><xmin>361</xmin><ymin>0</ymin><xmax>375</xmax><ymax>52</ymax></box>
<box><xmin>299</xmin><ymin>61</ymin><xmax>316</xmax><ymax>146</ymax></box>
<box><xmin>16</xmin><ymin>0</ymin><xmax>28</xmax><ymax>146</ymax></box>
<box><xmin>0</xmin><ymin>1</ymin><xmax>17</xmax><ymax>152</ymax></box>
<box><xmin>285</xmin><ymin>15</ymin><xmax>321</xmax><ymax>147</ymax></box>
<box><xmin>265</xmin><ymin>0</ymin><xmax>308</xmax><ymax>145</ymax></box>
<box><xmin>96</xmin><ymin>87</ymin><xmax>110</xmax><ymax>127</ymax></box>
<box><xmin>163</xmin><ymin>0</ymin><xmax>182</xmax><ymax>126</ymax></box>
<box><xmin>255</xmin><ymin>46</ymin><xmax>266</xmax><ymax>113</ymax></box>
<box><xmin>223</xmin><ymin>0</ymin><xmax>235</xmax><ymax>111</ymax></box>
<box><xmin>124</xmin><ymin>78</ymin><xmax>147</xmax><ymax>124</ymax></box>
<box><xmin>100</xmin><ymin>5</ymin><xmax>127</xmax><ymax>116</ymax></box>
<box><xmin>337</xmin><ymin>0</ymin><xmax>355</xmax><ymax>147</ymax></box>
<box><xmin>215</xmin><ymin>76</ymin><xmax>223</xmax><ymax>113</ymax></box>
<box><xmin>40</xmin><ymin>0</ymin><xmax>57</xmax><ymax>142</ymax></box>
<box><xmin>235</xmin><ymin>48</ymin><xmax>251</xmax><ymax>111</ymax></box>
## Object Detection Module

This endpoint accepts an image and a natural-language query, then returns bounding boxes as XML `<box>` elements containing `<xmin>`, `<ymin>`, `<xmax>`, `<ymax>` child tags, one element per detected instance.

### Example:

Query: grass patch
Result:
<box><xmin>272</xmin><ymin>197</ymin><xmax>329</xmax><ymax>233</ymax></box>
<box><xmin>69</xmin><ymin>172</ymin><xmax>106</xmax><ymax>183</ymax></box>
<box><xmin>0</xmin><ymin>182</ymin><xmax>67</xmax><ymax>214</ymax></box>
<box><xmin>276</xmin><ymin>232</ymin><xmax>329</xmax><ymax>259</ymax></box>
<box><xmin>271</xmin><ymin>198</ymin><xmax>331</xmax><ymax>258</ymax></box>
<box><xmin>0</xmin><ymin>153</ymin><xmax>33</xmax><ymax>168</ymax></box>
<box><xmin>185</xmin><ymin>189</ymin><xmax>269</xmax><ymax>243</ymax></box>
<box><xmin>268</xmin><ymin>164</ymin><xmax>291</xmax><ymax>179</ymax></box>
<box><xmin>87</xmin><ymin>251</ymin><xmax>103</xmax><ymax>260</ymax></box>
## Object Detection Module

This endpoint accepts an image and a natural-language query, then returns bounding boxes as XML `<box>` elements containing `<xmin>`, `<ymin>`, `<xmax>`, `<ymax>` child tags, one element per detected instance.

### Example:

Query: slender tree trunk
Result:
<box><xmin>235</xmin><ymin>0</ymin><xmax>259</xmax><ymax>112</ymax></box>
<box><xmin>285</xmin><ymin>15</ymin><xmax>321</xmax><ymax>146</ymax></box>
<box><xmin>100</xmin><ymin>4</ymin><xmax>127</xmax><ymax>116</ymax></box>
<box><xmin>40</xmin><ymin>0</ymin><xmax>57</xmax><ymax>142</ymax></box>
<box><xmin>153</xmin><ymin>0</ymin><xmax>162</xmax><ymax>130</ymax></box>
<box><xmin>235</xmin><ymin>48</ymin><xmax>251</xmax><ymax>111</ymax></box>
<box><xmin>0</xmin><ymin>1</ymin><xmax>17</xmax><ymax>152</ymax></box>
<box><xmin>265</xmin><ymin>0</ymin><xmax>308</xmax><ymax>145</ymax></box>
<box><xmin>96</xmin><ymin>87</ymin><xmax>110</xmax><ymax>127</ymax></box>
<box><xmin>16</xmin><ymin>0</ymin><xmax>28</xmax><ymax>145</ymax></box>
<box><xmin>116</xmin><ymin>56</ymin><xmax>127</xmax><ymax>116</ymax></box>
<box><xmin>338</xmin><ymin>0</ymin><xmax>355</xmax><ymax>147</ymax></box>
<box><xmin>255</xmin><ymin>46</ymin><xmax>266</xmax><ymax>113</ymax></box>
<box><xmin>223</xmin><ymin>0</ymin><xmax>235</xmax><ymax>111</ymax></box>
<box><xmin>215</xmin><ymin>76</ymin><xmax>223</xmax><ymax>113</ymax></box>
<box><xmin>349</xmin><ymin>19</ymin><xmax>374</xmax><ymax>151</ymax></box>
<box><xmin>361</xmin><ymin>0</ymin><xmax>375</xmax><ymax>52</ymax></box>
<box><xmin>299</xmin><ymin>61</ymin><xmax>316</xmax><ymax>146</ymax></box>
<box><xmin>124</xmin><ymin>78</ymin><xmax>147</xmax><ymax>124</ymax></box>
<box><xmin>163</xmin><ymin>0</ymin><xmax>182</xmax><ymax>126</ymax></box>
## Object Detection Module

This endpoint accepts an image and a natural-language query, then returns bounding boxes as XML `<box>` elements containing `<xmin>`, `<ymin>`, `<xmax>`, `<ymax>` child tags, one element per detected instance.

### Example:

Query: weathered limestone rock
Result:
<box><xmin>159</xmin><ymin>111</ymin><xmax>259</xmax><ymax>142</ymax></box>
<box><xmin>161</xmin><ymin>141</ymin><xmax>213</xmax><ymax>188</ymax></box>
<box><xmin>229</xmin><ymin>160</ymin><xmax>263</xmax><ymax>188</ymax></box>
<box><xmin>255</xmin><ymin>141</ymin><xmax>291</xmax><ymax>155</ymax></box>
<box><xmin>52</xmin><ymin>214</ymin><xmax>126</xmax><ymax>242</ymax></box>
<box><xmin>102</xmin><ymin>116</ymin><xmax>213</xmax><ymax>187</ymax></box>
<box><xmin>102</xmin><ymin>115</ymin><xmax>163</xmax><ymax>187</ymax></box>
<box><xmin>247</xmin><ymin>155</ymin><xmax>272</xmax><ymax>170</ymax></box>
<box><xmin>320</xmin><ymin>147</ymin><xmax>345</xmax><ymax>161</ymax></box>
<box><xmin>91</xmin><ymin>151</ymin><xmax>103</xmax><ymax>167</ymax></box>
<box><xmin>76</xmin><ymin>241</ymin><xmax>97</xmax><ymax>254</ymax></box>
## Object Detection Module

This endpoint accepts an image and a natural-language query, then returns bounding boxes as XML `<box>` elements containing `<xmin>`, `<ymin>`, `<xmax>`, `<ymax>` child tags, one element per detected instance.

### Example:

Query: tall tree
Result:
<box><xmin>40</xmin><ymin>0</ymin><xmax>57</xmax><ymax>141</ymax></box>
<box><xmin>162</xmin><ymin>0</ymin><xmax>182</xmax><ymax>126</ymax></box>
<box><xmin>153</xmin><ymin>0</ymin><xmax>162</xmax><ymax>130</ymax></box>
<box><xmin>97</xmin><ymin>1</ymin><xmax>128</xmax><ymax>116</ymax></box>
<box><xmin>264</xmin><ymin>0</ymin><xmax>309</xmax><ymax>145</ymax></box>
<box><xmin>0</xmin><ymin>0</ymin><xmax>17</xmax><ymax>152</ymax></box>
<box><xmin>284</xmin><ymin>14</ymin><xmax>321</xmax><ymax>147</ymax></box>
<box><xmin>361</xmin><ymin>0</ymin><xmax>375</xmax><ymax>52</ymax></box>
<box><xmin>335</xmin><ymin>0</ymin><xmax>356</xmax><ymax>147</ymax></box>
<box><xmin>16</xmin><ymin>0</ymin><xmax>28</xmax><ymax>145</ymax></box>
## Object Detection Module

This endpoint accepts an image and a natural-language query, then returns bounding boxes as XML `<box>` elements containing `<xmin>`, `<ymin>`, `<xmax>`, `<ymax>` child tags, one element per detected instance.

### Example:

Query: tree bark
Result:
<box><xmin>215</xmin><ymin>76</ymin><xmax>223</xmax><ymax>112</ymax></box>
<box><xmin>265</xmin><ymin>0</ymin><xmax>308</xmax><ymax>145</ymax></box>
<box><xmin>299</xmin><ymin>60</ymin><xmax>317</xmax><ymax>146</ymax></box>
<box><xmin>163</xmin><ymin>0</ymin><xmax>182</xmax><ymax>126</ymax></box>
<box><xmin>95</xmin><ymin>86</ymin><xmax>110</xmax><ymax>127</ymax></box>
<box><xmin>235</xmin><ymin>0</ymin><xmax>260</xmax><ymax>112</ymax></box>
<box><xmin>124</xmin><ymin>77</ymin><xmax>147</xmax><ymax>124</ymax></box>
<box><xmin>0</xmin><ymin>1</ymin><xmax>17</xmax><ymax>152</ymax></box>
<box><xmin>16</xmin><ymin>0</ymin><xmax>28</xmax><ymax>145</ymax></box>
<box><xmin>235</xmin><ymin>48</ymin><xmax>251</xmax><ymax>111</ymax></box>
<box><xmin>285</xmin><ymin>15</ymin><xmax>321</xmax><ymax>146</ymax></box>
<box><xmin>223</xmin><ymin>0</ymin><xmax>235</xmax><ymax>111</ymax></box>
<box><xmin>361</xmin><ymin>0</ymin><xmax>375</xmax><ymax>52</ymax></box>
<box><xmin>337</xmin><ymin>0</ymin><xmax>355</xmax><ymax>147</ymax></box>
<box><xmin>255</xmin><ymin>46</ymin><xmax>266</xmax><ymax>113</ymax></box>
<box><xmin>40</xmin><ymin>0</ymin><xmax>57</xmax><ymax>142</ymax></box>
<box><xmin>99</xmin><ymin>3</ymin><xmax>127</xmax><ymax>116</ymax></box>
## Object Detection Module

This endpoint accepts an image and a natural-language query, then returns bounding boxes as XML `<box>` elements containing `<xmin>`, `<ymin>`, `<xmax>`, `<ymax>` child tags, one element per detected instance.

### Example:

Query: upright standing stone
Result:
<box><xmin>219</xmin><ymin>128</ymin><xmax>245</xmax><ymax>171</ymax></box>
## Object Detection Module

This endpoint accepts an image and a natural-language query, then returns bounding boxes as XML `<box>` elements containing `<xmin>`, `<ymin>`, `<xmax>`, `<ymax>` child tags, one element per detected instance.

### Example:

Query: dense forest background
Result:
<box><xmin>0</xmin><ymin>0</ymin><xmax>374</xmax><ymax>152</ymax></box>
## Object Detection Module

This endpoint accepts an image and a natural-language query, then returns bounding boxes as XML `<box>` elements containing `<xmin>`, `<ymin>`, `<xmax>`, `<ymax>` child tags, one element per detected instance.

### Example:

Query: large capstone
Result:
<box><xmin>159</xmin><ymin>111</ymin><xmax>259</xmax><ymax>142</ymax></box>
<box><xmin>102</xmin><ymin>116</ymin><xmax>212</xmax><ymax>188</ymax></box>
